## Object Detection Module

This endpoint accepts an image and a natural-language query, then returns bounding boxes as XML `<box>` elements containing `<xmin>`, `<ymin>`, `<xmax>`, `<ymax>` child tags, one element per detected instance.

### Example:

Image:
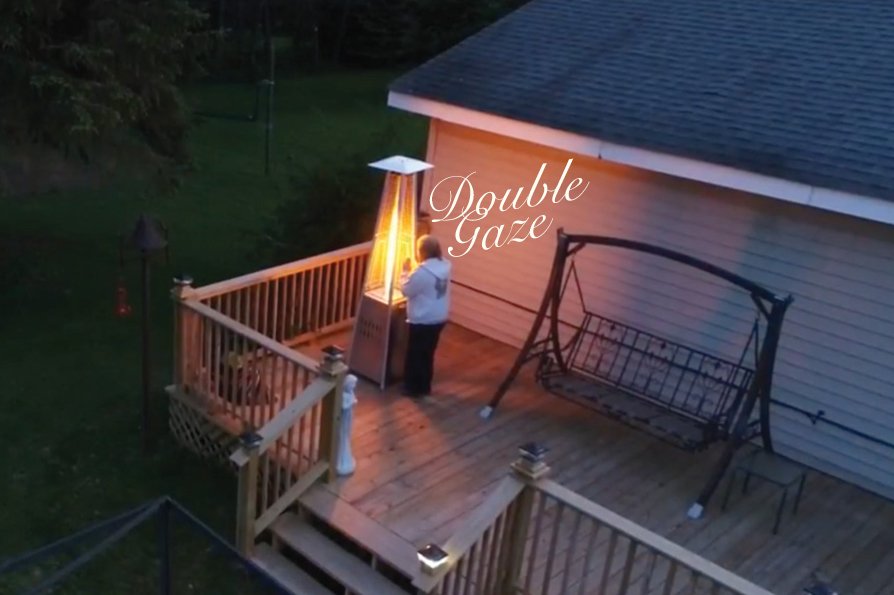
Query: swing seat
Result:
<box><xmin>535</xmin><ymin>312</ymin><xmax>755</xmax><ymax>451</ymax></box>
<box><xmin>485</xmin><ymin>230</ymin><xmax>793</xmax><ymax>514</ymax></box>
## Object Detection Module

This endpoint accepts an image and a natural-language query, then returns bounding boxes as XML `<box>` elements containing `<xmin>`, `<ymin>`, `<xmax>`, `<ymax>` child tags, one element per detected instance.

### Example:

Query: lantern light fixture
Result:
<box><xmin>118</xmin><ymin>213</ymin><xmax>170</xmax><ymax>454</ymax></box>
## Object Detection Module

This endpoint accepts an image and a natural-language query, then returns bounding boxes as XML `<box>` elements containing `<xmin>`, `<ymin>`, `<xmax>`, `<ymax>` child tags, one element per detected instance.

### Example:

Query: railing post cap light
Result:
<box><xmin>239</xmin><ymin>431</ymin><xmax>263</xmax><ymax>449</ymax></box>
<box><xmin>322</xmin><ymin>345</ymin><xmax>346</xmax><ymax>367</ymax></box>
<box><xmin>417</xmin><ymin>543</ymin><xmax>448</xmax><ymax>575</ymax></box>
<box><xmin>320</xmin><ymin>345</ymin><xmax>347</xmax><ymax>378</ymax></box>
<box><xmin>803</xmin><ymin>582</ymin><xmax>838</xmax><ymax>595</ymax></box>
<box><xmin>512</xmin><ymin>443</ymin><xmax>550</xmax><ymax>481</ymax></box>
<box><xmin>173</xmin><ymin>274</ymin><xmax>194</xmax><ymax>287</ymax></box>
<box><xmin>368</xmin><ymin>155</ymin><xmax>434</xmax><ymax>175</ymax></box>
<box><xmin>322</xmin><ymin>345</ymin><xmax>345</xmax><ymax>361</ymax></box>
<box><xmin>519</xmin><ymin>442</ymin><xmax>548</xmax><ymax>462</ymax></box>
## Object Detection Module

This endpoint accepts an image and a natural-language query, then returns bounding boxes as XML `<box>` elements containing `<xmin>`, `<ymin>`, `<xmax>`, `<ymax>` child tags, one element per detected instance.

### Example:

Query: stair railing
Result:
<box><xmin>411</xmin><ymin>473</ymin><xmax>528</xmax><ymax>595</ymax></box>
<box><xmin>411</xmin><ymin>446</ymin><xmax>547</xmax><ymax>595</ymax></box>
<box><xmin>230</xmin><ymin>346</ymin><xmax>348</xmax><ymax>555</ymax></box>
<box><xmin>412</xmin><ymin>445</ymin><xmax>776</xmax><ymax>595</ymax></box>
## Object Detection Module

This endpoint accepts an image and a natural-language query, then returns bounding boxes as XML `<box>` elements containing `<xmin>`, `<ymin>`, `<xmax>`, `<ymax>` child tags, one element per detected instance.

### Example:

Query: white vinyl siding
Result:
<box><xmin>422</xmin><ymin>120</ymin><xmax>894</xmax><ymax>501</ymax></box>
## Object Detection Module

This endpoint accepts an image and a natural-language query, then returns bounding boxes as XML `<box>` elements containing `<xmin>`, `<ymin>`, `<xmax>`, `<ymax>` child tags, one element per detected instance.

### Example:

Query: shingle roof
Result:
<box><xmin>390</xmin><ymin>0</ymin><xmax>894</xmax><ymax>202</ymax></box>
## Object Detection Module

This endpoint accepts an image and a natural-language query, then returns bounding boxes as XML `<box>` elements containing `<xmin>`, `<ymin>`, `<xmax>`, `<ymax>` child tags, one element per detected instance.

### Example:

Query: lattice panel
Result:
<box><xmin>169</xmin><ymin>396</ymin><xmax>239</xmax><ymax>467</ymax></box>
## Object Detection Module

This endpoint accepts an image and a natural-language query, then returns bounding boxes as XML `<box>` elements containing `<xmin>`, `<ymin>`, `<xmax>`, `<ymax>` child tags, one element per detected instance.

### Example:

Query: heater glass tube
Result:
<box><xmin>382</xmin><ymin>196</ymin><xmax>401</xmax><ymax>304</ymax></box>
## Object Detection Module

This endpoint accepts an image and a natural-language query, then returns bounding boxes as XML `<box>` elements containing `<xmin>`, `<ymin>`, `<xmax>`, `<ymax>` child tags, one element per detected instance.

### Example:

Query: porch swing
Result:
<box><xmin>481</xmin><ymin>229</ymin><xmax>793</xmax><ymax>517</ymax></box>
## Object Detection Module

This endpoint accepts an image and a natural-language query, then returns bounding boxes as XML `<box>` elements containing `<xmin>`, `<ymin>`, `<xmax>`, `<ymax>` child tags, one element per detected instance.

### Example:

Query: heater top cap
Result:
<box><xmin>368</xmin><ymin>155</ymin><xmax>433</xmax><ymax>175</ymax></box>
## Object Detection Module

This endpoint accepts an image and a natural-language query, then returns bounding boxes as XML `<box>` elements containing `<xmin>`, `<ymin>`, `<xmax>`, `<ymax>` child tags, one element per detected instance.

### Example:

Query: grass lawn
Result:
<box><xmin>0</xmin><ymin>67</ymin><xmax>426</xmax><ymax>592</ymax></box>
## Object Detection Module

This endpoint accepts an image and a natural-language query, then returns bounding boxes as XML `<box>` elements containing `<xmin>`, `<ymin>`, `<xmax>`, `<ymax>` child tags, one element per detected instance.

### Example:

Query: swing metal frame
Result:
<box><xmin>481</xmin><ymin>229</ymin><xmax>793</xmax><ymax>517</ymax></box>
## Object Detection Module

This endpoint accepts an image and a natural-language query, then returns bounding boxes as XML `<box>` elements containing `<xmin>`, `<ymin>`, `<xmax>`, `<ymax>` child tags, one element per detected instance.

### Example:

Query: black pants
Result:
<box><xmin>403</xmin><ymin>322</ymin><xmax>445</xmax><ymax>396</ymax></box>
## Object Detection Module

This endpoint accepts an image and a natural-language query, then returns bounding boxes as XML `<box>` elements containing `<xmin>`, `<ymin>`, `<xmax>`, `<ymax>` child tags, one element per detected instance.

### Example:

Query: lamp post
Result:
<box><xmin>120</xmin><ymin>214</ymin><xmax>169</xmax><ymax>453</ymax></box>
<box><xmin>348</xmin><ymin>156</ymin><xmax>433</xmax><ymax>390</ymax></box>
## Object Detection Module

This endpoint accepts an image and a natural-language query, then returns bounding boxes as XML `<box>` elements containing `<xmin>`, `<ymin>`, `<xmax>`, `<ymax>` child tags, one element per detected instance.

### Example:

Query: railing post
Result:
<box><xmin>319</xmin><ymin>345</ymin><xmax>348</xmax><ymax>483</ymax></box>
<box><xmin>234</xmin><ymin>432</ymin><xmax>262</xmax><ymax>556</ymax></box>
<box><xmin>171</xmin><ymin>274</ymin><xmax>195</xmax><ymax>388</ymax></box>
<box><xmin>501</xmin><ymin>443</ymin><xmax>551</xmax><ymax>593</ymax></box>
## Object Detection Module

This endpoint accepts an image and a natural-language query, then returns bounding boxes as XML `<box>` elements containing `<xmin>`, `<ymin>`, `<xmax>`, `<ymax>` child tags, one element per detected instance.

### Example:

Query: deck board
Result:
<box><xmin>294</xmin><ymin>324</ymin><xmax>894</xmax><ymax>595</ymax></box>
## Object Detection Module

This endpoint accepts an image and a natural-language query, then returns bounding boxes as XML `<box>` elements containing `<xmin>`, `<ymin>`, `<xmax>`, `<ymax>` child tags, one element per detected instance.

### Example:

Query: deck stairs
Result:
<box><xmin>250</xmin><ymin>484</ymin><xmax>420</xmax><ymax>595</ymax></box>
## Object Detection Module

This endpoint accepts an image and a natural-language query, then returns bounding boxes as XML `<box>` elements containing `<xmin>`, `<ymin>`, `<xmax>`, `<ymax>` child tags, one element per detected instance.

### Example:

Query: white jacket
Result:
<box><xmin>400</xmin><ymin>257</ymin><xmax>451</xmax><ymax>324</ymax></box>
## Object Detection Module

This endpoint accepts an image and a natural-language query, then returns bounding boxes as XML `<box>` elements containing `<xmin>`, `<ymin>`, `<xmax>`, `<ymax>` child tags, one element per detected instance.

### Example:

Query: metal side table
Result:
<box><xmin>721</xmin><ymin>449</ymin><xmax>807</xmax><ymax>534</ymax></box>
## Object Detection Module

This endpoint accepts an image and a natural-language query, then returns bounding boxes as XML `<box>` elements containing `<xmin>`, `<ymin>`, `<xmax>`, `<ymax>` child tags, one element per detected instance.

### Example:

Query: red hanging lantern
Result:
<box><xmin>115</xmin><ymin>276</ymin><xmax>132</xmax><ymax>318</ymax></box>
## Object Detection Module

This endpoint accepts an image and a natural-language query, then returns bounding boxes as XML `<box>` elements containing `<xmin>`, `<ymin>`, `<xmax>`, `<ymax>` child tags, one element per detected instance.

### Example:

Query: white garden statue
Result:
<box><xmin>336</xmin><ymin>374</ymin><xmax>358</xmax><ymax>476</ymax></box>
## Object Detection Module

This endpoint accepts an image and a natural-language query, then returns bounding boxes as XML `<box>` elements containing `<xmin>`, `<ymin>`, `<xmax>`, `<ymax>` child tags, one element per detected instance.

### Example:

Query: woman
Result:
<box><xmin>400</xmin><ymin>235</ymin><xmax>451</xmax><ymax>398</ymax></box>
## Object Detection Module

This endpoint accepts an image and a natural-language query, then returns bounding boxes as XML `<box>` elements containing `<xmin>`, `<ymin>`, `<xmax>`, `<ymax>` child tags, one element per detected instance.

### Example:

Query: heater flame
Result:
<box><xmin>382</xmin><ymin>198</ymin><xmax>401</xmax><ymax>303</ymax></box>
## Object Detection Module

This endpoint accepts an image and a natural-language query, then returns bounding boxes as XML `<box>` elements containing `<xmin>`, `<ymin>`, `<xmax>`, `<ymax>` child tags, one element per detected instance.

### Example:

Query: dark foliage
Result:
<box><xmin>342</xmin><ymin>0</ymin><xmax>531</xmax><ymax>66</ymax></box>
<box><xmin>0</xmin><ymin>0</ymin><xmax>212</xmax><ymax>161</ymax></box>
<box><xmin>196</xmin><ymin>0</ymin><xmax>273</xmax><ymax>82</ymax></box>
<box><xmin>260</xmin><ymin>124</ymin><xmax>425</xmax><ymax>263</ymax></box>
<box><xmin>276</xmin><ymin>0</ymin><xmax>531</xmax><ymax>68</ymax></box>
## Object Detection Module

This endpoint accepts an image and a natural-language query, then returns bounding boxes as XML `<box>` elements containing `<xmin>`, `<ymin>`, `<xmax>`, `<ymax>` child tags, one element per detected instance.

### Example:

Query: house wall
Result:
<box><xmin>421</xmin><ymin>119</ymin><xmax>894</xmax><ymax>502</ymax></box>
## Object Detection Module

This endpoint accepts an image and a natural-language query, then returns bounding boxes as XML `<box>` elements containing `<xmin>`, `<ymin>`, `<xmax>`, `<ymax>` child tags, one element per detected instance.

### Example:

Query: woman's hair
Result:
<box><xmin>417</xmin><ymin>235</ymin><xmax>442</xmax><ymax>260</ymax></box>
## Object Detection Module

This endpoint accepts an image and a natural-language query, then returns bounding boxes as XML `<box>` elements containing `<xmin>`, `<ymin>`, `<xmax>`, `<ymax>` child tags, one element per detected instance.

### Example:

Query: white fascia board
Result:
<box><xmin>388</xmin><ymin>91</ymin><xmax>894</xmax><ymax>227</ymax></box>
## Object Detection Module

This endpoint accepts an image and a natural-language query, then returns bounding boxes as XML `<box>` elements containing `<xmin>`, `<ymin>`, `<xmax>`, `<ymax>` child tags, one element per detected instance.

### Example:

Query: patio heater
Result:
<box><xmin>348</xmin><ymin>155</ymin><xmax>433</xmax><ymax>389</ymax></box>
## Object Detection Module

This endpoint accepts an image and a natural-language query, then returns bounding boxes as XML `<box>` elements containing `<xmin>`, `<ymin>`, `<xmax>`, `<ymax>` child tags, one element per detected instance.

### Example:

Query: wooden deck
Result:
<box><xmin>295</xmin><ymin>324</ymin><xmax>894</xmax><ymax>595</ymax></box>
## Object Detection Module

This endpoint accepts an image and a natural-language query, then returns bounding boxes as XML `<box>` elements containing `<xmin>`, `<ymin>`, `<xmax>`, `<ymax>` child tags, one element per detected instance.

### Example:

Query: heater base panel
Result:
<box><xmin>349</xmin><ymin>296</ymin><xmax>408</xmax><ymax>389</ymax></box>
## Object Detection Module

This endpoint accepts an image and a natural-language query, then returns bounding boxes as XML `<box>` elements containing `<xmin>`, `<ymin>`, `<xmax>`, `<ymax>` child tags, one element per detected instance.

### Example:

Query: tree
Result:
<box><xmin>335</xmin><ymin>0</ymin><xmax>532</xmax><ymax>67</ymax></box>
<box><xmin>0</xmin><ymin>0</ymin><xmax>210</xmax><ymax>161</ymax></box>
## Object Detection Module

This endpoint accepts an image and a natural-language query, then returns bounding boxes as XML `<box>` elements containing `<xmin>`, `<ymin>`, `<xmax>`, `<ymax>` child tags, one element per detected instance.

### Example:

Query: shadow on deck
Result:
<box><xmin>295</xmin><ymin>323</ymin><xmax>894</xmax><ymax>595</ymax></box>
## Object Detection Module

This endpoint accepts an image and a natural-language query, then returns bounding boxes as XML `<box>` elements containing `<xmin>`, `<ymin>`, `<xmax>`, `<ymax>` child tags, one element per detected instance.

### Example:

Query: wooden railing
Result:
<box><xmin>413</xmin><ymin>475</ymin><xmax>528</xmax><ymax>595</ymax></box>
<box><xmin>230</xmin><ymin>349</ymin><xmax>347</xmax><ymax>554</ymax></box>
<box><xmin>170</xmin><ymin>250</ymin><xmax>352</xmax><ymax>556</ymax></box>
<box><xmin>191</xmin><ymin>242</ymin><xmax>371</xmax><ymax>345</ymax></box>
<box><xmin>413</xmin><ymin>449</ymin><xmax>775</xmax><ymax>595</ymax></box>
<box><xmin>173</xmin><ymin>298</ymin><xmax>321</xmax><ymax>431</ymax></box>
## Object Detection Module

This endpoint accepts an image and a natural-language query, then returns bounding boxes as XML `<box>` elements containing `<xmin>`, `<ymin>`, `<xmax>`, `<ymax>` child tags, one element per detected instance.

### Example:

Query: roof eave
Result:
<box><xmin>389</xmin><ymin>90</ymin><xmax>894</xmax><ymax>228</ymax></box>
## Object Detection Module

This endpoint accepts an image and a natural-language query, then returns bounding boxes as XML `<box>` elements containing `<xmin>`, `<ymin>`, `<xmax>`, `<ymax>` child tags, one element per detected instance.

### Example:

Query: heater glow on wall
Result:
<box><xmin>348</xmin><ymin>156</ymin><xmax>433</xmax><ymax>389</ymax></box>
